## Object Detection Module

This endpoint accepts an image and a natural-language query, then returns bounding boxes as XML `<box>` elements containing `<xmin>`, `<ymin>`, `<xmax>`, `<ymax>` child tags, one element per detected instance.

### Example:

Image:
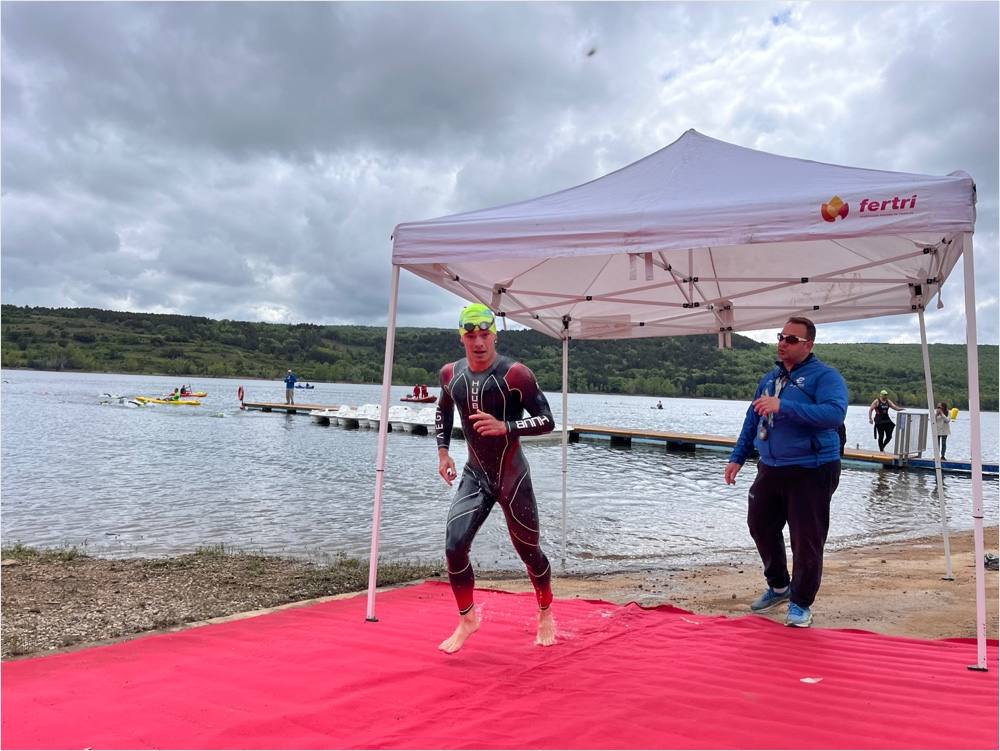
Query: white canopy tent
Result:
<box><xmin>366</xmin><ymin>130</ymin><xmax>987</xmax><ymax>670</ymax></box>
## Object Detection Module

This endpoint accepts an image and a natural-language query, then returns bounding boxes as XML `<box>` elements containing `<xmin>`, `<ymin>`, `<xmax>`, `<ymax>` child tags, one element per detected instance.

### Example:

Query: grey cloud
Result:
<box><xmin>2</xmin><ymin>2</ymin><xmax>620</xmax><ymax>161</ymax></box>
<box><xmin>1</xmin><ymin>1</ymin><xmax>996</xmax><ymax>345</ymax></box>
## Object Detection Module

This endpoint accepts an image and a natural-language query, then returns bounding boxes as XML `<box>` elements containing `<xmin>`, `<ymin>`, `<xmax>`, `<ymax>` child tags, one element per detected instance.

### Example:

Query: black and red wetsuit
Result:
<box><xmin>436</xmin><ymin>355</ymin><xmax>555</xmax><ymax>614</ymax></box>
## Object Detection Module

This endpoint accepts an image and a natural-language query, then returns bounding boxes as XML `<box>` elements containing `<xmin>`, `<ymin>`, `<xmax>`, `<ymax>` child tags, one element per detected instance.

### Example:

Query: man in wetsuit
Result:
<box><xmin>435</xmin><ymin>303</ymin><xmax>556</xmax><ymax>653</ymax></box>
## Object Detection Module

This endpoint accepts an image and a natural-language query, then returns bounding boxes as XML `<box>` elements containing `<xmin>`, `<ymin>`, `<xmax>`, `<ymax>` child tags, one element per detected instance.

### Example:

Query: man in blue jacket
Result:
<box><xmin>724</xmin><ymin>316</ymin><xmax>848</xmax><ymax>628</ymax></box>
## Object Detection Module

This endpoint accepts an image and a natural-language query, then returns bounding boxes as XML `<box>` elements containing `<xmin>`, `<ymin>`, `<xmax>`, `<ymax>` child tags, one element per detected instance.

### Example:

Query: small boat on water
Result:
<box><xmin>179</xmin><ymin>391</ymin><xmax>208</xmax><ymax>398</ymax></box>
<box><xmin>295</xmin><ymin>383</ymin><xmax>315</xmax><ymax>389</ymax></box>
<box><xmin>311</xmin><ymin>404</ymin><xmax>434</xmax><ymax>433</ymax></box>
<box><xmin>310</xmin><ymin>408</ymin><xmax>338</xmax><ymax>425</ymax></box>
<box><xmin>334</xmin><ymin>405</ymin><xmax>359</xmax><ymax>428</ymax></box>
<box><xmin>355</xmin><ymin>403</ymin><xmax>381</xmax><ymax>429</ymax></box>
<box><xmin>401</xmin><ymin>395</ymin><xmax>437</xmax><ymax>404</ymax></box>
<box><xmin>136</xmin><ymin>396</ymin><xmax>202</xmax><ymax>406</ymax></box>
<box><xmin>401</xmin><ymin>406</ymin><xmax>437</xmax><ymax>434</ymax></box>
<box><xmin>388</xmin><ymin>405</ymin><xmax>417</xmax><ymax>432</ymax></box>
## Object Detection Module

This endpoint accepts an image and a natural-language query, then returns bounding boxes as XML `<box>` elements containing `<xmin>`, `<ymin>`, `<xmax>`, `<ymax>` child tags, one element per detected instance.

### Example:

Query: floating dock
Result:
<box><xmin>239</xmin><ymin>402</ymin><xmax>995</xmax><ymax>476</ymax></box>
<box><xmin>569</xmin><ymin>424</ymin><xmax>998</xmax><ymax>476</ymax></box>
<box><xmin>241</xmin><ymin>401</ymin><xmax>336</xmax><ymax>414</ymax></box>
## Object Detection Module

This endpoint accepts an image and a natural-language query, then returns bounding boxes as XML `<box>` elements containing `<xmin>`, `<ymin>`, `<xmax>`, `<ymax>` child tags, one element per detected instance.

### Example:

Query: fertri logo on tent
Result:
<box><xmin>858</xmin><ymin>195</ymin><xmax>918</xmax><ymax>215</ymax></box>
<box><xmin>820</xmin><ymin>195</ymin><xmax>849</xmax><ymax>222</ymax></box>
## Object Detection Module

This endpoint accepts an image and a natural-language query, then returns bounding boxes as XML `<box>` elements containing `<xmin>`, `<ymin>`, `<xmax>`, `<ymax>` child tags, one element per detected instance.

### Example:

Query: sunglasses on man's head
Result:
<box><xmin>462</xmin><ymin>320</ymin><xmax>494</xmax><ymax>333</ymax></box>
<box><xmin>776</xmin><ymin>333</ymin><xmax>811</xmax><ymax>344</ymax></box>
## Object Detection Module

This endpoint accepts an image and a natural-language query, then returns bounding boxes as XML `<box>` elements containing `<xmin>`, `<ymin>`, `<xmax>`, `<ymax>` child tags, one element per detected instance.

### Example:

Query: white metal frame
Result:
<box><xmin>365</xmin><ymin>265</ymin><xmax>400</xmax><ymax>622</ymax></box>
<box><xmin>961</xmin><ymin>247</ymin><xmax>988</xmax><ymax>670</ymax></box>
<box><xmin>366</xmin><ymin>247</ymin><xmax>989</xmax><ymax>672</ymax></box>
<box><xmin>917</xmin><ymin>310</ymin><xmax>953</xmax><ymax>580</ymax></box>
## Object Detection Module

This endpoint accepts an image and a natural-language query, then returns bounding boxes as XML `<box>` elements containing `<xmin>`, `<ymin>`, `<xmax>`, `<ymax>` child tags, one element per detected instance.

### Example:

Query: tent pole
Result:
<box><xmin>366</xmin><ymin>264</ymin><xmax>401</xmax><ymax>622</ymax></box>
<box><xmin>560</xmin><ymin>333</ymin><xmax>569</xmax><ymax>569</ymax></box>
<box><xmin>917</xmin><ymin>310</ymin><xmax>953</xmax><ymax>579</ymax></box>
<box><xmin>960</xmin><ymin>238</ymin><xmax>987</xmax><ymax>671</ymax></box>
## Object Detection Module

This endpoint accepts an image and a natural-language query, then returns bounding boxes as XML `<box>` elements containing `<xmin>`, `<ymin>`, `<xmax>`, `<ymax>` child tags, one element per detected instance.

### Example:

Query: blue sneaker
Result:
<box><xmin>750</xmin><ymin>586</ymin><xmax>790</xmax><ymax>612</ymax></box>
<box><xmin>785</xmin><ymin>602</ymin><xmax>813</xmax><ymax>627</ymax></box>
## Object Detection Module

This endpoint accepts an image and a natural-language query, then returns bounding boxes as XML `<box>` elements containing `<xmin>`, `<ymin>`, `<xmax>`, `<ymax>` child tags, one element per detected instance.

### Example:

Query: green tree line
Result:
<box><xmin>2</xmin><ymin>305</ymin><xmax>997</xmax><ymax>410</ymax></box>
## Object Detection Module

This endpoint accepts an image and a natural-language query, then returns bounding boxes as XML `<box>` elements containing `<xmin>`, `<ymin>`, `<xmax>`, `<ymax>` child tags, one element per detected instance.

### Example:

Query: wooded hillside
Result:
<box><xmin>2</xmin><ymin>305</ymin><xmax>996</xmax><ymax>409</ymax></box>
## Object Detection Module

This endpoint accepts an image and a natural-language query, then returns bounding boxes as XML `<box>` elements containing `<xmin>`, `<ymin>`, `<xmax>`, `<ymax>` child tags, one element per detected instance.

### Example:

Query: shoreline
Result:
<box><xmin>5</xmin><ymin>367</ymin><xmax>998</xmax><ymax>411</ymax></box>
<box><xmin>481</xmin><ymin>526</ymin><xmax>1000</xmax><ymax>640</ymax></box>
<box><xmin>2</xmin><ymin>527</ymin><xmax>997</xmax><ymax>660</ymax></box>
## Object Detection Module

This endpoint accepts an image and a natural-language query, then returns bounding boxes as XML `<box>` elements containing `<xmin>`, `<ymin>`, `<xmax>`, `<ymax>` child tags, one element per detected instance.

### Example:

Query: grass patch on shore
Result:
<box><xmin>192</xmin><ymin>543</ymin><xmax>242</xmax><ymax>558</ymax></box>
<box><xmin>303</xmin><ymin>554</ymin><xmax>443</xmax><ymax>591</ymax></box>
<box><xmin>0</xmin><ymin>544</ymin><xmax>531</xmax><ymax>658</ymax></box>
<box><xmin>1</xmin><ymin>543</ymin><xmax>524</xmax><ymax>586</ymax></box>
<box><xmin>1</xmin><ymin>543</ymin><xmax>87</xmax><ymax>561</ymax></box>
<box><xmin>183</xmin><ymin>545</ymin><xmax>443</xmax><ymax>583</ymax></box>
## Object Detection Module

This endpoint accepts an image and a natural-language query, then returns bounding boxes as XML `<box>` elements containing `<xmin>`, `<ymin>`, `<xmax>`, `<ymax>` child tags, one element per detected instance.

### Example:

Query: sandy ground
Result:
<box><xmin>480</xmin><ymin>527</ymin><xmax>999</xmax><ymax>640</ymax></box>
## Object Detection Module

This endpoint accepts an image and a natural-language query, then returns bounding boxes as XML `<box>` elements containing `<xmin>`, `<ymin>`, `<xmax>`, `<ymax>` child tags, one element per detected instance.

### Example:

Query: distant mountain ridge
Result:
<box><xmin>2</xmin><ymin>305</ymin><xmax>996</xmax><ymax>410</ymax></box>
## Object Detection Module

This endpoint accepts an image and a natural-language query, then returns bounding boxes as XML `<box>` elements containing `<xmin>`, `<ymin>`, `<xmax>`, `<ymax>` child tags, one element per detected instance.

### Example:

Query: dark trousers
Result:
<box><xmin>747</xmin><ymin>461</ymin><xmax>840</xmax><ymax>608</ymax></box>
<box><xmin>938</xmin><ymin>435</ymin><xmax>948</xmax><ymax>459</ymax></box>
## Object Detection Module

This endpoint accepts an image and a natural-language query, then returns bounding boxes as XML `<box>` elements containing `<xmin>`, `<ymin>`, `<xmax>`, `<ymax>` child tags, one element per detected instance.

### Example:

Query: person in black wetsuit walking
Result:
<box><xmin>435</xmin><ymin>303</ymin><xmax>556</xmax><ymax>653</ymax></box>
<box><xmin>868</xmin><ymin>389</ymin><xmax>901</xmax><ymax>452</ymax></box>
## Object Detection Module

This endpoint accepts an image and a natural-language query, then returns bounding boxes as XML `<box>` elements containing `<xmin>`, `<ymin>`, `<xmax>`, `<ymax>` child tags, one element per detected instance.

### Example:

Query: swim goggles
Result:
<box><xmin>462</xmin><ymin>318</ymin><xmax>495</xmax><ymax>333</ymax></box>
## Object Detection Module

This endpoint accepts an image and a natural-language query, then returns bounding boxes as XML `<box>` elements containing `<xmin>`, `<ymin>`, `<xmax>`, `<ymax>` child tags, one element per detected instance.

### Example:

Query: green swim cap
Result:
<box><xmin>458</xmin><ymin>303</ymin><xmax>497</xmax><ymax>336</ymax></box>
<box><xmin>880</xmin><ymin>389</ymin><xmax>888</xmax><ymax>395</ymax></box>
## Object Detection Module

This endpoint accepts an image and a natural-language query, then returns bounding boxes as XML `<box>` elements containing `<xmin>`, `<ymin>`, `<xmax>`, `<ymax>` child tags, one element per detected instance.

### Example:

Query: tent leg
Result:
<box><xmin>918</xmin><ymin>310</ymin><xmax>953</xmax><ymax>580</ymax></box>
<box><xmin>560</xmin><ymin>335</ymin><xmax>569</xmax><ymax>570</ymax></box>
<box><xmin>960</xmin><ymin>237</ymin><xmax>987</xmax><ymax>671</ymax></box>
<box><xmin>366</xmin><ymin>264</ymin><xmax>401</xmax><ymax>622</ymax></box>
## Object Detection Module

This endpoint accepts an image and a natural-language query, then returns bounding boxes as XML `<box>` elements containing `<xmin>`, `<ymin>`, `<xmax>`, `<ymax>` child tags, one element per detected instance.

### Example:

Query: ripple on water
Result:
<box><xmin>2</xmin><ymin>371</ymin><xmax>997</xmax><ymax>571</ymax></box>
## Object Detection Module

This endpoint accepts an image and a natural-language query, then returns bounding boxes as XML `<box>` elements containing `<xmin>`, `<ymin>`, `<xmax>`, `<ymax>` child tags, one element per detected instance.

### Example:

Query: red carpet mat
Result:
<box><xmin>2</xmin><ymin>581</ymin><xmax>997</xmax><ymax>749</ymax></box>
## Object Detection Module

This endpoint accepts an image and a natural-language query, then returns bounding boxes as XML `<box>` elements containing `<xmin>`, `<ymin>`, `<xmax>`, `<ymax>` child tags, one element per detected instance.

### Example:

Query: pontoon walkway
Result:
<box><xmin>239</xmin><ymin>403</ymin><xmax>995</xmax><ymax>476</ymax></box>
<box><xmin>241</xmin><ymin>401</ymin><xmax>335</xmax><ymax>414</ymax></box>
<box><xmin>570</xmin><ymin>424</ymin><xmax>998</xmax><ymax>476</ymax></box>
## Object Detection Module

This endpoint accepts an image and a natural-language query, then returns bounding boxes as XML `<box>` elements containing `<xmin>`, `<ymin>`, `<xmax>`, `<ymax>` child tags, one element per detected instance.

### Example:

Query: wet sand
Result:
<box><xmin>479</xmin><ymin>527</ymin><xmax>999</xmax><ymax>640</ymax></box>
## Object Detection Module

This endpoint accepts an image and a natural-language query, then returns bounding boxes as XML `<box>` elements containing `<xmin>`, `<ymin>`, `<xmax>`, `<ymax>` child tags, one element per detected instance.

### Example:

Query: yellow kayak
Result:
<box><xmin>135</xmin><ymin>396</ymin><xmax>202</xmax><ymax>406</ymax></box>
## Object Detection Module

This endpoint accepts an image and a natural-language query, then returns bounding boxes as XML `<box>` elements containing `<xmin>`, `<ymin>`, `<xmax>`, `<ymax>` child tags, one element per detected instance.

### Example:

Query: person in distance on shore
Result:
<box><xmin>724</xmin><ymin>316</ymin><xmax>848</xmax><ymax>628</ymax></box>
<box><xmin>934</xmin><ymin>402</ymin><xmax>951</xmax><ymax>460</ymax></box>
<box><xmin>435</xmin><ymin>303</ymin><xmax>557</xmax><ymax>653</ymax></box>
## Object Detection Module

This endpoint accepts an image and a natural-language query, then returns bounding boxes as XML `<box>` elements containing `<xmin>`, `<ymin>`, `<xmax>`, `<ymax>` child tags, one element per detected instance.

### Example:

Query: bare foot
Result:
<box><xmin>438</xmin><ymin>609</ymin><xmax>480</xmax><ymax>654</ymax></box>
<box><xmin>536</xmin><ymin>608</ymin><xmax>556</xmax><ymax>646</ymax></box>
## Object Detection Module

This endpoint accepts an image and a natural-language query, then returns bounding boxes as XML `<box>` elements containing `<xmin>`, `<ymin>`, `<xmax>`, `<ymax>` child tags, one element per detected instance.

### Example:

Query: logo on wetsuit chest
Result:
<box><xmin>471</xmin><ymin>378</ymin><xmax>481</xmax><ymax>412</ymax></box>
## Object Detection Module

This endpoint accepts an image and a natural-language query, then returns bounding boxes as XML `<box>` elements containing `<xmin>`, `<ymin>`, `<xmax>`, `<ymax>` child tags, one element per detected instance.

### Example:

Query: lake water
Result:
<box><xmin>2</xmin><ymin>370</ymin><xmax>997</xmax><ymax>573</ymax></box>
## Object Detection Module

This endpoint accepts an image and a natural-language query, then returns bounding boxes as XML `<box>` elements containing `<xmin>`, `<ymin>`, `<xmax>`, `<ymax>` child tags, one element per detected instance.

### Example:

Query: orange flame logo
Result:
<box><xmin>821</xmin><ymin>195</ymin><xmax>849</xmax><ymax>222</ymax></box>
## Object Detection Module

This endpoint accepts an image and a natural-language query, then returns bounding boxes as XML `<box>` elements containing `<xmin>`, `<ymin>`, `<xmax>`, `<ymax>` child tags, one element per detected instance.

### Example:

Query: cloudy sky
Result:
<box><xmin>2</xmin><ymin>1</ymin><xmax>997</xmax><ymax>344</ymax></box>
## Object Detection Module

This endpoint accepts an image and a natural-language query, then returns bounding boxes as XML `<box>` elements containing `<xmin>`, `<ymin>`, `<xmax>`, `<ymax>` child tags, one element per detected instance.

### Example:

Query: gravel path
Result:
<box><xmin>0</xmin><ymin>550</ymin><xmax>445</xmax><ymax>658</ymax></box>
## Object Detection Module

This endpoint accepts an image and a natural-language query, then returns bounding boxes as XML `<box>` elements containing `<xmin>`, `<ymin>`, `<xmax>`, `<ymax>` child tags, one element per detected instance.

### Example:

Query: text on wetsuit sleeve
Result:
<box><xmin>436</xmin><ymin>363</ymin><xmax>456</xmax><ymax>449</ymax></box>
